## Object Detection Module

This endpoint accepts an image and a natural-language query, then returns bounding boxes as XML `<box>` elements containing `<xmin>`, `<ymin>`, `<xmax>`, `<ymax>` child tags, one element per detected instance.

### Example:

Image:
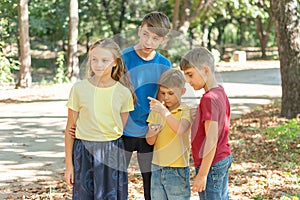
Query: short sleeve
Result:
<box><xmin>181</xmin><ymin>105</ymin><xmax>192</xmax><ymax>123</ymax></box>
<box><xmin>201</xmin><ymin>95</ymin><xmax>218</xmax><ymax>122</ymax></box>
<box><xmin>66</xmin><ymin>85</ymin><xmax>79</xmax><ymax>112</ymax></box>
<box><xmin>121</xmin><ymin>90</ymin><xmax>134</xmax><ymax>113</ymax></box>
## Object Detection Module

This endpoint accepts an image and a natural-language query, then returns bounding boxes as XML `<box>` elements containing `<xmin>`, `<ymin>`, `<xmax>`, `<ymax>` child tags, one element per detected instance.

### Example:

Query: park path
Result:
<box><xmin>0</xmin><ymin>61</ymin><xmax>281</xmax><ymax>199</ymax></box>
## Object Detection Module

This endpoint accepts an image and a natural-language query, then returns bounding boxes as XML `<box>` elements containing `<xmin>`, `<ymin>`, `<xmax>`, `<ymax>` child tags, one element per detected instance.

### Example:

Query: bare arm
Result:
<box><xmin>164</xmin><ymin>112</ymin><xmax>190</xmax><ymax>135</ymax></box>
<box><xmin>192</xmin><ymin>120</ymin><xmax>218</xmax><ymax>192</ymax></box>
<box><xmin>148</xmin><ymin>97</ymin><xmax>191</xmax><ymax>135</ymax></box>
<box><xmin>64</xmin><ymin>108</ymin><xmax>78</xmax><ymax>186</ymax></box>
<box><xmin>120</xmin><ymin>112</ymin><xmax>129</xmax><ymax>128</ymax></box>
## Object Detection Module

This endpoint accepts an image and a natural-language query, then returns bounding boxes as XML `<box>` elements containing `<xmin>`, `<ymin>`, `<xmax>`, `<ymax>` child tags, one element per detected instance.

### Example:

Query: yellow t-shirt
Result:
<box><xmin>66</xmin><ymin>79</ymin><xmax>134</xmax><ymax>141</ymax></box>
<box><xmin>147</xmin><ymin>103</ymin><xmax>191</xmax><ymax>167</ymax></box>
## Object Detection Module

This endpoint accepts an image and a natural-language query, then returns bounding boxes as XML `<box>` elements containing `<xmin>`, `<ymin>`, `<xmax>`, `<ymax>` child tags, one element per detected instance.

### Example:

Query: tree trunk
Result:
<box><xmin>67</xmin><ymin>0</ymin><xmax>79</xmax><ymax>82</ymax></box>
<box><xmin>270</xmin><ymin>0</ymin><xmax>300</xmax><ymax>119</ymax></box>
<box><xmin>16</xmin><ymin>0</ymin><xmax>32</xmax><ymax>88</ymax></box>
<box><xmin>201</xmin><ymin>22</ymin><xmax>209</xmax><ymax>48</ymax></box>
<box><xmin>177</xmin><ymin>0</ymin><xmax>216</xmax><ymax>36</ymax></box>
<box><xmin>256</xmin><ymin>16</ymin><xmax>272</xmax><ymax>59</ymax></box>
<box><xmin>172</xmin><ymin>0</ymin><xmax>180</xmax><ymax>30</ymax></box>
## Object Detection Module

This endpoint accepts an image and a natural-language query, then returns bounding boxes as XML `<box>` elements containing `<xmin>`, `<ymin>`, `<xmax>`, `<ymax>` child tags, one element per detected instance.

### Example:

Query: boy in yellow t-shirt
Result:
<box><xmin>146</xmin><ymin>69</ymin><xmax>192</xmax><ymax>199</ymax></box>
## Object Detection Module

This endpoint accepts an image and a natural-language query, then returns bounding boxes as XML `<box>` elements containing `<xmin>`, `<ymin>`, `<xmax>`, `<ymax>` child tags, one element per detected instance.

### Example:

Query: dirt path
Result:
<box><xmin>0</xmin><ymin>61</ymin><xmax>282</xmax><ymax>199</ymax></box>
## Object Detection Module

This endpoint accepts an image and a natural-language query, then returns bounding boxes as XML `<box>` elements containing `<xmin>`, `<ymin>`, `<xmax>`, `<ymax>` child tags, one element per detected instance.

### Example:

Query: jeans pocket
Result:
<box><xmin>174</xmin><ymin>167</ymin><xmax>189</xmax><ymax>181</ymax></box>
<box><xmin>208</xmin><ymin>157</ymin><xmax>231</xmax><ymax>191</ymax></box>
<box><xmin>167</xmin><ymin>167</ymin><xmax>191</xmax><ymax>197</ymax></box>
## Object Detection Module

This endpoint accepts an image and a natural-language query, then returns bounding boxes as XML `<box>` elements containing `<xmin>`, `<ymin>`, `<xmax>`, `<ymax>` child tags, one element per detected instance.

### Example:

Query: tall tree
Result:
<box><xmin>270</xmin><ymin>0</ymin><xmax>300</xmax><ymax>118</ymax></box>
<box><xmin>16</xmin><ymin>0</ymin><xmax>32</xmax><ymax>88</ymax></box>
<box><xmin>67</xmin><ymin>0</ymin><xmax>79</xmax><ymax>81</ymax></box>
<box><xmin>256</xmin><ymin>16</ymin><xmax>272</xmax><ymax>58</ymax></box>
<box><xmin>250</xmin><ymin>0</ymin><xmax>273</xmax><ymax>58</ymax></box>
<box><xmin>101</xmin><ymin>0</ymin><xmax>127</xmax><ymax>35</ymax></box>
<box><xmin>172</xmin><ymin>0</ymin><xmax>216</xmax><ymax>35</ymax></box>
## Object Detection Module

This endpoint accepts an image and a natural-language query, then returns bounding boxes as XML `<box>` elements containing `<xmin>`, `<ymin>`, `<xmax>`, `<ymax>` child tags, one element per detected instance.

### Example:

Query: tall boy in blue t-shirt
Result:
<box><xmin>121</xmin><ymin>11</ymin><xmax>172</xmax><ymax>200</ymax></box>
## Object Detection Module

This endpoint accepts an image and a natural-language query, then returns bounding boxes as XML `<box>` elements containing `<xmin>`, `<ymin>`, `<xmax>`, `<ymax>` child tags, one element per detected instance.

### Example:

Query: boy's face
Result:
<box><xmin>183</xmin><ymin>67</ymin><xmax>206</xmax><ymax>91</ymax></box>
<box><xmin>138</xmin><ymin>24</ymin><xmax>166</xmax><ymax>54</ymax></box>
<box><xmin>158</xmin><ymin>86</ymin><xmax>185</xmax><ymax>111</ymax></box>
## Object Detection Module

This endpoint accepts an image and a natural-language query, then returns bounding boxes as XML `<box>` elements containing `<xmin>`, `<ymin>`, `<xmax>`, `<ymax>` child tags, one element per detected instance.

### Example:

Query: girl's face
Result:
<box><xmin>183</xmin><ymin>67</ymin><xmax>207</xmax><ymax>91</ymax></box>
<box><xmin>90</xmin><ymin>46</ymin><xmax>117</xmax><ymax>77</ymax></box>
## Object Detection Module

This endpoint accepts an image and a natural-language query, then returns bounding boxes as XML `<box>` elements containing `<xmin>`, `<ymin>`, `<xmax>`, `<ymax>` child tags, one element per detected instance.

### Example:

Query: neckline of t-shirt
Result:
<box><xmin>132</xmin><ymin>46</ymin><xmax>159</xmax><ymax>62</ymax></box>
<box><xmin>86</xmin><ymin>79</ymin><xmax>118</xmax><ymax>89</ymax></box>
<box><xmin>205</xmin><ymin>84</ymin><xmax>223</xmax><ymax>94</ymax></box>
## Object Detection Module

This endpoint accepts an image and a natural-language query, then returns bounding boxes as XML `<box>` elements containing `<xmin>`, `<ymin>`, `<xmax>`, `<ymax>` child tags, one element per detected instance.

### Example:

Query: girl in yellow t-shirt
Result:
<box><xmin>64</xmin><ymin>39</ymin><xmax>135</xmax><ymax>199</ymax></box>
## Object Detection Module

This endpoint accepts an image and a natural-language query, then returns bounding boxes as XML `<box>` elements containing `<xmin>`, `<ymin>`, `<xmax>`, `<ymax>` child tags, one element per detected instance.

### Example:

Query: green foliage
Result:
<box><xmin>252</xmin><ymin>195</ymin><xmax>263</xmax><ymax>200</ymax></box>
<box><xmin>264</xmin><ymin>118</ymin><xmax>300</xmax><ymax>148</ymax></box>
<box><xmin>189</xmin><ymin>0</ymin><xmax>275</xmax><ymax>51</ymax></box>
<box><xmin>262</xmin><ymin>116</ymin><xmax>300</xmax><ymax>171</ymax></box>
<box><xmin>29</xmin><ymin>0</ymin><xmax>69</xmax><ymax>46</ymax></box>
<box><xmin>53</xmin><ymin>51</ymin><xmax>69</xmax><ymax>84</ymax></box>
<box><xmin>0</xmin><ymin>0</ymin><xmax>279</xmax><ymax>84</ymax></box>
<box><xmin>0</xmin><ymin>1</ymin><xmax>18</xmax><ymax>44</ymax></box>
<box><xmin>0</xmin><ymin>51</ymin><xmax>19</xmax><ymax>85</ymax></box>
<box><xmin>280</xmin><ymin>196</ymin><xmax>299</xmax><ymax>200</ymax></box>
<box><xmin>0</xmin><ymin>16</ymin><xmax>19</xmax><ymax>85</ymax></box>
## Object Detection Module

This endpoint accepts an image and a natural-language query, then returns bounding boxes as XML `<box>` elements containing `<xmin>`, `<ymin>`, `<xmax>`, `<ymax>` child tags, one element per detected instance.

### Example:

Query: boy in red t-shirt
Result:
<box><xmin>180</xmin><ymin>47</ymin><xmax>232</xmax><ymax>200</ymax></box>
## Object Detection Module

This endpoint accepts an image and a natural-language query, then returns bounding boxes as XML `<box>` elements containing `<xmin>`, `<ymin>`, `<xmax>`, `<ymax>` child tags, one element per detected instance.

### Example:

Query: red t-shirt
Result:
<box><xmin>191</xmin><ymin>85</ymin><xmax>231</xmax><ymax>167</ymax></box>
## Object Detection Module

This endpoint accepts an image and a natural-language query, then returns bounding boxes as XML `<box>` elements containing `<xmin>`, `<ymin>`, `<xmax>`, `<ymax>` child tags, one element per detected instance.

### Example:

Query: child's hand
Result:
<box><xmin>68</xmin><ymin>124</ymin><xmax>76</xmax><ymax>139</ymax></box>
<box><xmin>148</xmin><ymin>97</ymin><xmax>168</xmax><ymax>116</ymax></box>
<box><xmin>146</xmin><ymin>123</ymin><xmax>162</xmax><ymax>145</ymax></box>
<box><xmin>192</xmin><ymin>174</ymin><xmax>207</xmax><ymax>193</ymax></box>
<box><xmin>148</xmin><ymin>123</ymin><xmax>163</xmax><ymax>133</ymax></box>
<box><xmin>64</xmin><ymin>165</ymin><xmax>74</xmax><ymax>187</ymax></box>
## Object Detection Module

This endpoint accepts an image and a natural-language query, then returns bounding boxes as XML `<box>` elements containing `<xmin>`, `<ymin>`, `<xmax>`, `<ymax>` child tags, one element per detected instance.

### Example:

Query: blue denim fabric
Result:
<box><xmin>151</xmin><ymin>164</ymin><xmax>191</xmax><ymax>200</ymax></box>
<box><xmin>72</xmin><ymin>139</ymin><xmax>128</xmax><ymax>200</ymax></box>
<box><xmin>196</xmin><ymin>155</ymin><xmax>232</xmax><ymax>200</ymax></box>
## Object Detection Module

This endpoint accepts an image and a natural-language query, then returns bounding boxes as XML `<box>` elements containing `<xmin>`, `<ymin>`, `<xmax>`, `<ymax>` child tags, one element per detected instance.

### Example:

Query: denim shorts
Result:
<box><xmin>196</xmin><ymin>155</ymin><xmax>232</xmax><ymax>200</ymax></box>
<box><xmin>151</xmin><ymin>164</ymin><xmax>191</xmax><ymax>200</ymax></box>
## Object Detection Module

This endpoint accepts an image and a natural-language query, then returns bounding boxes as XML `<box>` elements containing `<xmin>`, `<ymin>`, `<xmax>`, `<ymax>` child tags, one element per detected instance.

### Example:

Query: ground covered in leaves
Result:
<box><xmin>229</xmin><ymin>101</ymin><xmax>300</xmax><ymax>199</ymax></box>
<box><xmin>3</xmin><ymin>99</ymin><xmax>299</xmax><ymax>200</ymax></box>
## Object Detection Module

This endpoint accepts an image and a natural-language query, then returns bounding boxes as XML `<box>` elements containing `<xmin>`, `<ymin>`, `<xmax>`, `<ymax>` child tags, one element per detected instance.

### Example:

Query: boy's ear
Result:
<box><xmin>203</xmin><ymin>65</ymin><xmax>210</xmax><ymax>75</ymax></box>
<box><xmin>181</xmin><ymin>87</ymin><xmax>186</xmax><ymax>96</ymax></box>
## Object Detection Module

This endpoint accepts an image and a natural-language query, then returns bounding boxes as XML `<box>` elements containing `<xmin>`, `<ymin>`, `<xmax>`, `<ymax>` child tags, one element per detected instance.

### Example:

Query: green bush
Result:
<box><xmin>53</xmin><ymin>51</ymin><xmax>69</xmax><ymax>84</ymax></box>
<box><xmin>0</xmin><ymin>50</ymin><xmax>19</xmax><ymax>85</ymax></box>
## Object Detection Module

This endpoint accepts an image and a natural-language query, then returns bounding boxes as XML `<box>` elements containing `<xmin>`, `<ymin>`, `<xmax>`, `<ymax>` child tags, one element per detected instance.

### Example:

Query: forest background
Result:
<box><xmin>0</xmin><ymin>0</ymin><xmax>299</xmax><ymax>199</ymax></box>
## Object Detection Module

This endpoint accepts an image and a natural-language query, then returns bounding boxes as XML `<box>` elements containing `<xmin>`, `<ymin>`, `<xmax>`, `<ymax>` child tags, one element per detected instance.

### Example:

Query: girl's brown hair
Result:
<box><xmin>87</xmin><ymin>38</ymin><xmax>136</xmax><ymax>103</ymax></box>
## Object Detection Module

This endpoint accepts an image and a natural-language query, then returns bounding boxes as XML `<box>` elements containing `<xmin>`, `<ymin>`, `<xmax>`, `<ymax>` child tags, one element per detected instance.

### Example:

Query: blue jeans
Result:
<box><xmin>151</xmin><ymin>164</ymin><xmax>191</xmax><ymax>200</ymax></box>
<box><xmin>196</xmin><ymin>155</ymin><xmax>232</xmax><ymax>200</ymax></box>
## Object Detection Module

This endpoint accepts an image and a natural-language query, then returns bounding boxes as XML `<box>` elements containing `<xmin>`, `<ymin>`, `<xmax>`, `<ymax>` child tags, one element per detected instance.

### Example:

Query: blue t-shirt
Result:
<box><xmin>122</xmin><ymin>46</ymin><xmax>171</xmax><ymax>137</ymax></box>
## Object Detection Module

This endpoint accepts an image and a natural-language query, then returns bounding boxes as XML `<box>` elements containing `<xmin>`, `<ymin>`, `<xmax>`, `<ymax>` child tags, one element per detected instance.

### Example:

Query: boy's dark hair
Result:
<box><xmin>158</xmin><ymin>69</ymin><xmax>185</xmax><ymax>89</ymax></box>
<box><xmin>141</xmin><ymin>11</ymin><xmax>171</xmax><ymax>37</ymax></box>
<box><xmin>180</xmin><ymin>47</ymin><xmax>215</xmax><ymax>72</ymax></box>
